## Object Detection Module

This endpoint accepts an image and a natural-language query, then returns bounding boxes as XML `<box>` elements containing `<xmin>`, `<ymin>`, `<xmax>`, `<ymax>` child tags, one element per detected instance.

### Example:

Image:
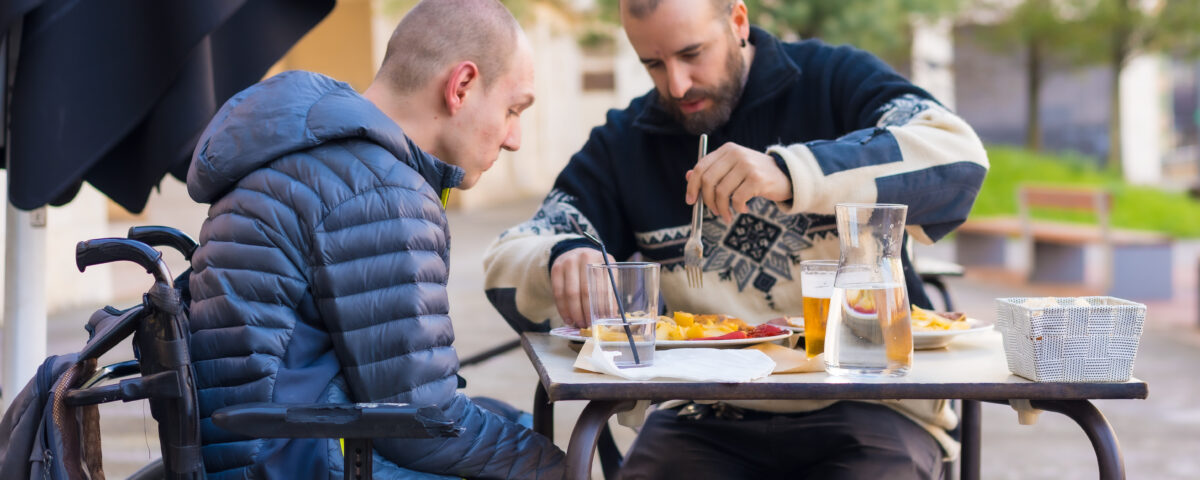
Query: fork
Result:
<box><xmin>683</xmin><ymin>134</ymin><xmax>708</xmax><ymax>288</ymax></box>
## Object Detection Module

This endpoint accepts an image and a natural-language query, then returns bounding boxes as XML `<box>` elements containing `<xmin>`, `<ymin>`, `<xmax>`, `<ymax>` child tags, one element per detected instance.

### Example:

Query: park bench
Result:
<box><xmin>954</xmin><ymin>185</ymin><xmax>1173</xmax><ymax>300</ymax></box>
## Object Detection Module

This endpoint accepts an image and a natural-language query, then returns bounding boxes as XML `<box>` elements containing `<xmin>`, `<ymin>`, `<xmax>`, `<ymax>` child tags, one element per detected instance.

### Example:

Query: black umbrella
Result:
<box><xmin>1</xmin><ymin>0</ymin><xmax>335</xmax><ymax>213</ymax></box>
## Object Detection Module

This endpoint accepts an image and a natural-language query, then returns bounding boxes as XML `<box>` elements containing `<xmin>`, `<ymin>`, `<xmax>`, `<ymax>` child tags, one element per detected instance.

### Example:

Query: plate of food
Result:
<box><xmin>911</xmin><ymin>306</ymin><xmax>993</xmax><ymax>350</ymax></box>
<box><xmin>550</xmin><ymin>311</ymin><xmax>792</xmax><ymax>348</ymax></box>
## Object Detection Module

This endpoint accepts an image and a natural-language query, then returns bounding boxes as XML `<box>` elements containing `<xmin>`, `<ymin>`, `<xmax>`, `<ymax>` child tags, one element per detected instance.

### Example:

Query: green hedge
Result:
<box><xmin>968</xmin><ymin>146</ymin><xmax>1200</xmax><ymax>238</ymax></box>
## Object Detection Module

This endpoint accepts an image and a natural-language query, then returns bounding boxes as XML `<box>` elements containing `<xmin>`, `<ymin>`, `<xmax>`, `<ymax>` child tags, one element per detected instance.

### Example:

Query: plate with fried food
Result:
<box><xmin>551</xmin><ymin>311</ymin><xmax>792</xmax><ymax>348</ymax></box>
<box><xmin>911</xmin><ymin>306</ymin><xmax>993</xmax><ymax>350</ymax></box>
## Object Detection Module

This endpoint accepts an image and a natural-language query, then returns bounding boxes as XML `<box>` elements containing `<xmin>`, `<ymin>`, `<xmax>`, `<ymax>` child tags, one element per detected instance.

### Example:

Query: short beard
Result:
<box><xmin>662</xmin><ymin>39</ymin><xmax>746</xmax><ymax>135</ymax></box>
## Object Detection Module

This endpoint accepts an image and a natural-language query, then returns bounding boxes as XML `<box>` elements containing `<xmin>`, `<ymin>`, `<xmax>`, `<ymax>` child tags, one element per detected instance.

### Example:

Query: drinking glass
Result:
<box><xmin>800</xmin><ymin>260</ymin><xmax>837</xmax><ymax>358</ymax></box>
<box><xmin>587</xmin><ymin>262</ymin><xmax>658</xmax><ymax>368</ymax></box>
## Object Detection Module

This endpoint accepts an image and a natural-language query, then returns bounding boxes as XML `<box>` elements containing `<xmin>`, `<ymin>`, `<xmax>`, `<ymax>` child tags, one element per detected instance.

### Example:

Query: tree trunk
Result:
<box><xmin>1107</xmin><ymin>0</ymin><xmax>1131</xmax><ymax>173</ymax></box>
<box><xmin>1026</xmin><ymin>38</ymin><xmax>1043</xmax><ymax>152</ymax></box>
<box><xmin>1108</xmin><ymin>50</ymin><xmax>1122</xmax><ymax>173</ymax></box>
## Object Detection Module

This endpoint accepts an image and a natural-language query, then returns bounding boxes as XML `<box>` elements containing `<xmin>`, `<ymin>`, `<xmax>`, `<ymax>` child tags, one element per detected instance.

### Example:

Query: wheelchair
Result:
<box><xmin>2</xmin><ymin>226</ymin><xmax>460</xmax><ymax>480</ymax></box>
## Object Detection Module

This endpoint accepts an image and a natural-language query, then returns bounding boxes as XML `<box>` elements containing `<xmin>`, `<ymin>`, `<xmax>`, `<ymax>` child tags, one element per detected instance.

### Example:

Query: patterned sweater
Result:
<box><xmin>483</xmin><ymin>27</ymin><xmax>988</xmax><ymax>457</ymax></box>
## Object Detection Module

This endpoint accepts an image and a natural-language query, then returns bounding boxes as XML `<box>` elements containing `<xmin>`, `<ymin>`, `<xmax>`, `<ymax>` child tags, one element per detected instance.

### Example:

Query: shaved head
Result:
<box><xmin>377</xmin><ymin>0</ymin><xmax>521</xmax><ymax>93</ymax></box>
<box><xmin>621</xmin><ymin>0</ymin><xmax>733</xmax><ymax>20</ymax></box>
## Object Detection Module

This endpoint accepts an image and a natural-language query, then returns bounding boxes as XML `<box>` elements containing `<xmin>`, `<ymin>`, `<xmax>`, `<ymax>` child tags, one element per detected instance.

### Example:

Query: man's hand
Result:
<box><xmin>685</xmin><ymin>142</ymin><xmax>792</xmax><ymax>223</ymax></box>
<box><xmin>551</xmin><ymin>247</ymin><xmax>614</xmax><ymax>328</ymax></box>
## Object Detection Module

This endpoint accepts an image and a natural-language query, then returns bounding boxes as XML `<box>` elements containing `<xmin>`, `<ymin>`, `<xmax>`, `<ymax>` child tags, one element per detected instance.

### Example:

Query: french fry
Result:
<box><xmin>911</xmin><ymin>305</ymin><xmax>969</xmax><ymax>331</ymax></box>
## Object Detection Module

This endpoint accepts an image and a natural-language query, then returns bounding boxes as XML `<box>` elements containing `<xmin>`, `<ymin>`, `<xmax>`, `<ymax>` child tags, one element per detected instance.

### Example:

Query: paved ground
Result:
<box><xmin>8</xmin><ymin>197</ymin><xmax>1200</xmax><ymax>479</ymax></box>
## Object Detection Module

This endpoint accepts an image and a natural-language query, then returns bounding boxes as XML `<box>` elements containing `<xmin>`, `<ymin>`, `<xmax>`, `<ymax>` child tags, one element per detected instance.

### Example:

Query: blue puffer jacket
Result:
<box><xmin>186</xmin><ymin>71</ymin><xmax>565</xmax><ymax>480</ymax></box>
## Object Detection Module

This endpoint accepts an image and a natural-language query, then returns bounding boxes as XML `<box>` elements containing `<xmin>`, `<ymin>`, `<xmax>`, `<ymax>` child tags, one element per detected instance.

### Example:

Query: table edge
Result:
<box><xmin>519</xmin><ymin>333</ymin><xmax>1149</xmax><ymax>403</ymax></box>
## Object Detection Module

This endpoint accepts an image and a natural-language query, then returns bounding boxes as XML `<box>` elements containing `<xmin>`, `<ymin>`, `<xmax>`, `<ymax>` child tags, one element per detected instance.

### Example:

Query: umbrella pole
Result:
<box><xmin>1</xmin><ymin>210</ymin><xmax>47</xmax><ymax>409</ymax></box>
<box><xmin>1</xmin><ymin>22</ymin><xmax>48</xmax><ymax>411</ymax></box>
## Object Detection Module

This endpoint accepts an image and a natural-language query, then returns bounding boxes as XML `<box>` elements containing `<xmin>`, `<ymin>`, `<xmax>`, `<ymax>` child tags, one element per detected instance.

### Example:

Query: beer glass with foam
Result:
<box><xmin>800</xmin><ymin>260</ymin><xmax>837</xmax><ymax>358</ymax></box>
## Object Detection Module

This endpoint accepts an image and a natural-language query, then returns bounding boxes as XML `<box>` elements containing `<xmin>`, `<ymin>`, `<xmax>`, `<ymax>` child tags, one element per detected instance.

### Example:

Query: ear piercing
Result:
<box><xmin>741</xmin><ymin>38</ymin><xmax>747</xmax><ymax>48</ymax></box>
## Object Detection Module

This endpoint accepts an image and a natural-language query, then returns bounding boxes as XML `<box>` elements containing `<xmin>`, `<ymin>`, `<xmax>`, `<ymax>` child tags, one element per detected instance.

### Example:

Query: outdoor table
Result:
<box><xmin>521</xmin><ymin>331</ymin><xmax>1148</xmax><ymax>480</ymax></box>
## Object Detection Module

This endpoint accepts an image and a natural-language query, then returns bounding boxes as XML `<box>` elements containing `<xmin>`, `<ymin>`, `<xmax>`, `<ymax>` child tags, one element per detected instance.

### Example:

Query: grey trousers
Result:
<box><xmin>618</xmin><ymin>401</ymin><xmax>944</xmax><ymax>480</ymax></box>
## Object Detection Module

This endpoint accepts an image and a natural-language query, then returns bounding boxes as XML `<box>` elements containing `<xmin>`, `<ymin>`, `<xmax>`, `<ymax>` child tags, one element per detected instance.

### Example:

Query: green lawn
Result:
<box><xmin>969</xmin><ymin>146</ymin><xmax>1200</xmax><ymax>238</ymax></box>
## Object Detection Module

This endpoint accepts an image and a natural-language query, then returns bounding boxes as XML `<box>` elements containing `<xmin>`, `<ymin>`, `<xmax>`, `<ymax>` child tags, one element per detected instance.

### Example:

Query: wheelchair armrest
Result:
<box><xmin>212</xmin><ymin>403</ymin><xmax>463</xmax><ymax>440</ymax></box>
<box><xmin>82</xmin><ymin>359</ymin><xmax>141</xmax><ymax>388</ymax></box>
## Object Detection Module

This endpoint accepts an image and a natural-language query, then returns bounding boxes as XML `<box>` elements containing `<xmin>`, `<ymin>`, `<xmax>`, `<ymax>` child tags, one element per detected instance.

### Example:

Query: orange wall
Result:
<box><xmin>270</xmin><ymin>0</ymin><xmax>378</xmax><ymax>91</ymax></box>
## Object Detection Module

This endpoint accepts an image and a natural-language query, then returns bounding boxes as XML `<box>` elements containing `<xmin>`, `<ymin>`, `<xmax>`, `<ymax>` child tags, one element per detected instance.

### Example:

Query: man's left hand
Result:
<box><xmin>685</xmin><ymin>142</ymin><xmax>792</xmax><ymax>223</ymax></box>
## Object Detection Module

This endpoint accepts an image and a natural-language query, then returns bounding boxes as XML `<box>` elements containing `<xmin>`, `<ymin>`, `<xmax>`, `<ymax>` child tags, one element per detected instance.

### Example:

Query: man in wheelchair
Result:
<box><xmin>184</xmin><ymin>0</ymin><xmax>562</xmax><ymax>478</ymax></box>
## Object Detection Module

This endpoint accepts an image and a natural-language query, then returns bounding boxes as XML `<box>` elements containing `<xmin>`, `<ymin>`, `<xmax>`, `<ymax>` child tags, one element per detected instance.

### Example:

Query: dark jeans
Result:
<box><xmin>618</xmin><ymin>402</ymin><xmax>943</xmax><ymax>480</ymax></box>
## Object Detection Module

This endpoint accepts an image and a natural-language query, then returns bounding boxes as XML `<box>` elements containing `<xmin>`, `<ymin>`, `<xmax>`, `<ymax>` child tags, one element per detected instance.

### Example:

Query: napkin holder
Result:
<box><xmin>996</xmin><ymin>296</ymin><xmax>1146</xmax><ymax>382</ymax></box>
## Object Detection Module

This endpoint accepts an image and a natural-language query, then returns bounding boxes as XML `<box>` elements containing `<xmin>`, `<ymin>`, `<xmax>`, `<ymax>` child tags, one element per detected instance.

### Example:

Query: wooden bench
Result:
<box><xmin>955</xmin><ymin>186</ymin><xmax>1173</xmax><ymax>300</ymax></box>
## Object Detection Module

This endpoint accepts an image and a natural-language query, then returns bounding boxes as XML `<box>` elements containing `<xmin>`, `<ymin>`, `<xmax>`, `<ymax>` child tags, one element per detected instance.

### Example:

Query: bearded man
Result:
<box><xmin>483</xmin><ymin>0</ymin><xmax>988</xmax><ymax>478</ymax></box>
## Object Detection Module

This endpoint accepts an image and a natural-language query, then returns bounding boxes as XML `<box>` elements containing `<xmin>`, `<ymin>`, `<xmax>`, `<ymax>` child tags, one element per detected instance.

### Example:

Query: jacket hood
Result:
<box><xmin>188</xmin><ymin>71</ymin><xmax>463</xmax><ymax>203</ymax></box>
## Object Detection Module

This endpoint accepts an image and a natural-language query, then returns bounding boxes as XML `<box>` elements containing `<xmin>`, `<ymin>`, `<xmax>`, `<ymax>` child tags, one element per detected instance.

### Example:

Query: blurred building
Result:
<box><xmin>952</xmin><ymin>4</ymin><xmax>1198</xmax><ymax>187</ymax></box>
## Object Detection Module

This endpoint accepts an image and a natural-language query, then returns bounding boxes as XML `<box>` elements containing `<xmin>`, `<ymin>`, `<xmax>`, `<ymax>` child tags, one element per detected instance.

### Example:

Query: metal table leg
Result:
<box><xmin>534</xmin><ymin>382</ymin><xmax>553</xmax><ymax>439</ymax></box>
<box><xmin>922</xmin><ymin>275</ymin><xmax>956</xmax><ymax>312</ymax></box>
<box><xmin>343</xmin><ymin>438</ymin><xmax>372</xmax><ymax>480</ymax></box>
<box><xmin>960</xmin><ymin>400</ymin><xmax>981</xmax><ymax>480</ymax></box>
<box><xmin>566</xmin><ymin>400</ymin><xmax>635</xmax><ymax>480</ymax></box>
<box><xmin>1030</xmin><ymin>400</ymin><xmax>1125</xmax><ymax>480</ymax></box>
<box><xmin>597</xmin><ymin>424</ymin><xmax>622</xmax><ymax>480</ymax></box>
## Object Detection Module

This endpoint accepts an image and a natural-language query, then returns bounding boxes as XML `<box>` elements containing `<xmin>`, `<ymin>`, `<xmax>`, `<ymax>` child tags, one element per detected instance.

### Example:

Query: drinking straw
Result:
<box><xmin>579</xmin><ymin>230</ymin><xmax>642</xmax><ymax>365</ymax></box>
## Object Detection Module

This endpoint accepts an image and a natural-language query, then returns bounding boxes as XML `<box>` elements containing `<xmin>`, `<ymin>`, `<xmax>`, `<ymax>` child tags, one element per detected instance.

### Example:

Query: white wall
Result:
<box><xmin>910</xmin><ymin>17</ymin><xmax>956</xmax><ymax>110</ymax></box>
<box><xmin>614</xmin><ymin>29</ymin><xmax>654</xmax><ymax>108</ymax></box>
<box><xmin>458</xmin><ymin>5</ymin><xmax>588</xmax><ymax>209</ymax></box>
<box><xmin>1121</xmin><ymin>54</ymin><xmax>1167</xmax><ymax>185</ymax></box>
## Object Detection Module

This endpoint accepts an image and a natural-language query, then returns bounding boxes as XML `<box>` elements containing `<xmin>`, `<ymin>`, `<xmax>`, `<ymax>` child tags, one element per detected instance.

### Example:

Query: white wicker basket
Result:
<box><xmin>995</xmin><ymin>296</ymin><xmax>1146</xmax><ymax>382</ymax></box>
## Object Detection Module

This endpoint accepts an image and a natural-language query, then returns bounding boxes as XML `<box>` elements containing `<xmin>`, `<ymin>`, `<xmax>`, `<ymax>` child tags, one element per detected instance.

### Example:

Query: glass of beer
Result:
<box><xmin>800</xmin><ymin>260</ymin><xmax>837</xmax><ymax>358</ymax></box>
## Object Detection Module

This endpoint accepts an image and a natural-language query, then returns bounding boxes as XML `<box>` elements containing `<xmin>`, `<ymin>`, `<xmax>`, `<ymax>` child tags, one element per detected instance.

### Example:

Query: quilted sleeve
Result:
<box><xmin>310</xmin><ymin>184</ymin><xmax>564</xmax><ymax>479</ymax></box>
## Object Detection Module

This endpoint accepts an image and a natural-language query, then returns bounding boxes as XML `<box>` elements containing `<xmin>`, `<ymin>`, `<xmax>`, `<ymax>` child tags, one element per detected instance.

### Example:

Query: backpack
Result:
<box><xmin>0</xmin><ymin>351</ymin><xmax>103</xmax><ymax>479</ymax></box>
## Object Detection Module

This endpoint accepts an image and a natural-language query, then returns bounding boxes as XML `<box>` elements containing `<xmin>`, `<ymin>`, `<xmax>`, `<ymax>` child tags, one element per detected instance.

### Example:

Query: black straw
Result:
<box><xmin>579</xmin><ymin>230</ymin><xmax>642</xmax><ymax>365</ymax></box>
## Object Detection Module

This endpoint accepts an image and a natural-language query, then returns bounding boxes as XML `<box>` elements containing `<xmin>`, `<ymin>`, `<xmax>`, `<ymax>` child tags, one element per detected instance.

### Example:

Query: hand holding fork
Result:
<box><xmin>683</xmin><ymin>134</ymin><xmax>707</xmax><ymax>288</ymax></box>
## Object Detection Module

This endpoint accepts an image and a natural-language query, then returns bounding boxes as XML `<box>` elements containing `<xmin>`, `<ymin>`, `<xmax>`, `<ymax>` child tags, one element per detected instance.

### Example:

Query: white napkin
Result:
<box><xmin>575</xmin><ymin>340</ymin><xmax>776</xmax><ymax>382</ymax></box>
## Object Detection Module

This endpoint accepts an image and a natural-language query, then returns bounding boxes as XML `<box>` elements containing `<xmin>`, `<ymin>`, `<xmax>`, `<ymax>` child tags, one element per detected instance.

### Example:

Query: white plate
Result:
<box><xmin>777</xmin><ymin>324</ymin><xmax>805</xmax><ymax>334</ymax></box>
<box><xmin>912</xmin><ymin>318</ymin><xmax>993</xmax><ymax>350</ymax></box>
<box><xmin>768</xmin><ymin>316</ymin><xmax>805</xmax><ymax>335</ymax></box>
<box><xmin>549</xmin><ymin>326</ymin><xmax>792</xmax><ymax>348</ymax></box>
<box><xmin>777</xmin><ymin>321</ymin><xmax>806</xmax><ymax>336</ymax></box>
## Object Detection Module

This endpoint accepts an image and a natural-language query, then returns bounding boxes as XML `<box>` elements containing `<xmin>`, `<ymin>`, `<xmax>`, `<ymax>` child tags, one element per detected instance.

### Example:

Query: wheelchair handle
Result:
<box><xmin>127</xmin><ymin>226</ymin><xmax>198</xmax><ymax>261</ymax></box>
<box><xmin>76</xmin><ymin>238</ymin><xmax>172</xmax><ymax>284</ymax></box>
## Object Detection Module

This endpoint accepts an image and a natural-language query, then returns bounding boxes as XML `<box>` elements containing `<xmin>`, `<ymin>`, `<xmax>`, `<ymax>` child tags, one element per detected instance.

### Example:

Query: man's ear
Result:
<box><xmin>444</xmin><ymin>61</ymin><xmax>481</xmax><ymax>115</ymax></box>
<box><xmin>730</xmin><ymin>1</ymin><xmax>750</xmax><ymax>39</ymax></box>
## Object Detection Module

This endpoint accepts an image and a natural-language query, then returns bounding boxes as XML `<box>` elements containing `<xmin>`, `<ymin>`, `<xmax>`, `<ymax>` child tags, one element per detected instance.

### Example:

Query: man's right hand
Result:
<box><xmin>550</xmin><ymin>247</ymin><xmax>614</xmax><ymax>328</ymax></box>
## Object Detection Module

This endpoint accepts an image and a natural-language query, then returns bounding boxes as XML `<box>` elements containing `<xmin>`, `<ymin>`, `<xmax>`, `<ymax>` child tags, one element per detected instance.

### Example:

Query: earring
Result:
<box><xmin>741</xmin><ymin>38</ymin><xmax>747</xmax><ymax>48</ymax></box>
